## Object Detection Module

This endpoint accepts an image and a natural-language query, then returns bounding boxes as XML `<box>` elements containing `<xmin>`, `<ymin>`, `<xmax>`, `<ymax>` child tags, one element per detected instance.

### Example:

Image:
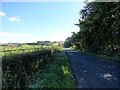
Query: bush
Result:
<box><xmin>2</xmin><ymin>48</ymin><xmax>55</xmax><ymax>88</ymax></box>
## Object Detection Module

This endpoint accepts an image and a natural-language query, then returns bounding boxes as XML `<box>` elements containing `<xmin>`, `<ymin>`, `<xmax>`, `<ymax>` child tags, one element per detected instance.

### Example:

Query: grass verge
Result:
<box><xmin>79</xmin><ymin>51</ymin><xmax>120</xmax><ymax>63</ymax></box>
<box><xmin>28</xmin><ymin>51</ymin><xmax>76</xmax><ymax>88</ymax></box>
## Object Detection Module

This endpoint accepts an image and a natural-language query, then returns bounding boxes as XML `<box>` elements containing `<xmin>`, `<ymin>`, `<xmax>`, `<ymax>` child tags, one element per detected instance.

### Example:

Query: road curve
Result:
<box><xmin>65</xmin><ymin>50</ymin><xmax>120</xmax><ymax>88</ymax></box>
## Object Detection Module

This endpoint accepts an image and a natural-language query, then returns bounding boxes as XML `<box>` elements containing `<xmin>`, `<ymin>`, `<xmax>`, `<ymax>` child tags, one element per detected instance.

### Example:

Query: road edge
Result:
<box><xmin>65</xmin><ymin>50</ymin><xmax>79</xmax><ymax>89</ymax></box>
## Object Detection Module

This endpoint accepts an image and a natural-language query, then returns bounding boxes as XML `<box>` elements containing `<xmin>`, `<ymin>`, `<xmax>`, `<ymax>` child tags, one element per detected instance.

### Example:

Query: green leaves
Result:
<box><xmin>2</xmin><ymin>46</ymin><xmax>59</xmax><ymax>88</ymax></box>
<box><xmin>66</xmin><ymin>2</ymin><xmax>120</xmax><ymax>59</ymax></box>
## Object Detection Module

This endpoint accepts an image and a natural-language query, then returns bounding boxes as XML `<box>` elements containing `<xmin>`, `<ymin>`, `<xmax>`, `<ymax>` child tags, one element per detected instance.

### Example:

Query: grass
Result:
<box><xmin>28</xmin><ymin>51</ymin><xmax>76</xmax><ymax>88</ymax></box>
<box><xmin>71</xmin><ymin>46</ymin><xmax>120</xmax><ymax>63</ymax></box>
<box><xmin>79</xmin><ymin>51</ymin><xmax>120</xmax><ymax>63</ymax></box>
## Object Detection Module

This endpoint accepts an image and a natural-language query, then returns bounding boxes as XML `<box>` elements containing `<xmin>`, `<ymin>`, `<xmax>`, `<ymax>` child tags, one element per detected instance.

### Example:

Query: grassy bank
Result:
<box><xmin>28</xmin><ymin>51</ymin><xmax>76</xmax><ymax>88</ymax></box>
<box><xmin>79</xmin><ymin>51</ymin><xmax>120</xmax><ymax>63</ymax></box>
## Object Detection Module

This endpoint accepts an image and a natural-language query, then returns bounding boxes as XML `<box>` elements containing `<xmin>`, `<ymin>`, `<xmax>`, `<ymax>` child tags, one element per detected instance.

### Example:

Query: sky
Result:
<box><xmin>0</xmin><ymin>1</ymin><xmax>85</xmax><ymax>43</ymax></box>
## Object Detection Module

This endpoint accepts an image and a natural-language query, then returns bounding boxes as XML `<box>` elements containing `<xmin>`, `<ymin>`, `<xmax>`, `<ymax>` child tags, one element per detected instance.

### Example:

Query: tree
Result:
<box><xmin>67</xmin><ymin>2</ymin><xmax>120</xmax><ymax>56</ymax></box>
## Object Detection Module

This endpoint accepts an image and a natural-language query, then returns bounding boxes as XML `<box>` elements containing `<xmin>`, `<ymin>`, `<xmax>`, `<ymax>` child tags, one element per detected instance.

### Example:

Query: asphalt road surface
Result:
<box><xmin>65</xmin><ymin>50</ymin><xmax>120</xmax><ymax>88</ymax></box>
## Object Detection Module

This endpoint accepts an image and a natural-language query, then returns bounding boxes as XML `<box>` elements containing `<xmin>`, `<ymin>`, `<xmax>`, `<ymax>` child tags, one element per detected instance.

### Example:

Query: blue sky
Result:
<box><xmin>0</xmin><ymin>2</ymin><xmax>85</xmax><ymax>43</ymax></box>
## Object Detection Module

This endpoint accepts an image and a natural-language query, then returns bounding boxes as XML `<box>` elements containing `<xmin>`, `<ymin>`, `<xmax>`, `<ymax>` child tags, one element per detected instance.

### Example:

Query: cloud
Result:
<box><xmin>0</xmin><ymin>31</ymin><xmax>26</xmax><ymax>43</ymax></box>
<box><xmin>0</xmin><ymin>31</ymin><xmax>44</xmax><ymax>43</ymax></box>
<box><xmin>0</xmin><ymin>32</ymin><xmax>25</xmax><ymax>37</ymax></box>
<box><xmin>8</xmin><ymin>16</ymin><xmax>21</xmax><ymax>22</ymax></box>
<box><xmin>0</xmin><ymin>11</ymin><xmax>6</xmax><ymax>16</ymax></box>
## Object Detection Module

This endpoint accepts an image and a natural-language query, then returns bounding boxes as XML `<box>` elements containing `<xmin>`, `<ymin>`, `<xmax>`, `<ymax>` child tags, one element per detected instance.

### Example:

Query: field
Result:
<box><xmin>1</xmin><ymin>44</ymin><xmax>75</xmax><ymax>88</ymax></box>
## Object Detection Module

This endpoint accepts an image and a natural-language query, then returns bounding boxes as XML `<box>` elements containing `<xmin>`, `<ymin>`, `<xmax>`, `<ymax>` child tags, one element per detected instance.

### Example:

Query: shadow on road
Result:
<box><xmin>65</xmin><ymin>50</ymin><xmax>120</xmax><ymax>88</ymax></box>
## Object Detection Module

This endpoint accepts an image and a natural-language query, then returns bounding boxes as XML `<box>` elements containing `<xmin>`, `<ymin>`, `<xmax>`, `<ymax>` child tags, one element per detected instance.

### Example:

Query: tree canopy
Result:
<box><xmin>64</xmin><ymin>2</ymin><xmax>120</xmax><ymax>57</ymax></box>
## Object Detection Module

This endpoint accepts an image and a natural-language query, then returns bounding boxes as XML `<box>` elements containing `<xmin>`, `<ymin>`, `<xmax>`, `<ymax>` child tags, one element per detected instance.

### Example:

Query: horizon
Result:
<box><xmin>0</xmin><ymin>2</ymin><xmax>85</xmax><ymax>43</ymax></box>
<box><xmin>0</xmin><ymin>40</ymin><xmax>64</xmax><ymax>44</ymax></box>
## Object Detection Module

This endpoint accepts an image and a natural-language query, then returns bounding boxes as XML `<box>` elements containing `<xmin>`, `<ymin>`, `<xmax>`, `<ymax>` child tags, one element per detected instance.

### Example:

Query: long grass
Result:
<box><xmin>28</xmin><ymin>51</ymin><xmax>76</xmax><ymax>88</ymax></box>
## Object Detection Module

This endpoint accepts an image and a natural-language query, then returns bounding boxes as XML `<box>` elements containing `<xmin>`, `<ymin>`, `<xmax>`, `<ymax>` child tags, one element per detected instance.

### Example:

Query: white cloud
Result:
<box><xmin>0</xmin><ymin>32</ymin><xmax>25</xmax><ymax>37</ymax></box>
<box><xmin>0</xmin><ymin>11</ymin><xmax>6</xmax><ymax>17</ymax></box>
<box><xmin>0</xmin><ymin>31</ymin><xmax>44</xmax><ymax>43</ymax></box>
<box><xmin>8</xmin><ymin>16</ymin><xmax>21</xmax><ymax>22</ymax></box>
<box><xmin>0</xmin><ymin>31</ymin><xmax>26</xmax><ymax>43</ymax></box>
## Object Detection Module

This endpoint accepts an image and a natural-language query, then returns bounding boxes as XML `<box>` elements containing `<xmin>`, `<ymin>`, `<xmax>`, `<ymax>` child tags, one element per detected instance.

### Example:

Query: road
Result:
<box><xmin>65</xmin><ymin>50</ymin><xmax>120</xmax><ymax>88</ymax></box>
